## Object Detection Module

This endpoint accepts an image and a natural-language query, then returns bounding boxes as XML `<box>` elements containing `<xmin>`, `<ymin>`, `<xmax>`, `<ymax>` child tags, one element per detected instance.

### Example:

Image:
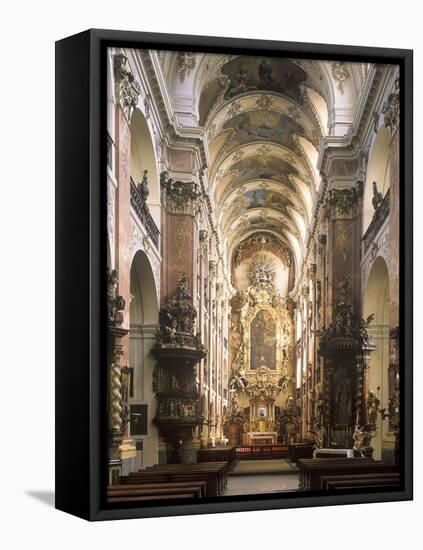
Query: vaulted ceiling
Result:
<box><xmin>159</xmin><ymin>51</ymin><xmax>367</xmax><ymax>285</ymax></box>
<box><xmin>198</xmin><ymin>55</ymin><xmax>327</xmax><ymax>275</ymax></box>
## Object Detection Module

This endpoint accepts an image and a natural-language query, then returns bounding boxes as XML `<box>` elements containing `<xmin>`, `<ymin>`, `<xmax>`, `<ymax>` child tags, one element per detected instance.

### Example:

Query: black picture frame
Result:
<box><xmin>130</xmin><ymin>404</ymin><xmax>148</xmax><ymax>436</ymax></box>
<box><xmin>55</xmin><ymin>28</ymin><xmax>413</xmax><ymax>521</ymax></box>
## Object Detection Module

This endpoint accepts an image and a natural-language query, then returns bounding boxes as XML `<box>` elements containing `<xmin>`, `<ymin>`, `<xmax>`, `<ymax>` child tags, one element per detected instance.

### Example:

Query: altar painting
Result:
<box><xmin>250</xmin><ymin>309</ymin><xmax>277</xmax><ymax>370</ymax></box>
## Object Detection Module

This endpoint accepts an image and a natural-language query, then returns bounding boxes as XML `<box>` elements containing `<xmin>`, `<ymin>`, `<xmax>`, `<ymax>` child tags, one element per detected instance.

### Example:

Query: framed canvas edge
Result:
<box><xmin>55</xmin><ymin>28</ymin><xmax>413</xmax><ymax>522</ymax></box>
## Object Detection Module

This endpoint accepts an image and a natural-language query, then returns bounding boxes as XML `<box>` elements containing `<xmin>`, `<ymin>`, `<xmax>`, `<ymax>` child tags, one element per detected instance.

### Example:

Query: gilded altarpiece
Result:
<box><xmin>227</xmin><ymin>256</ymin><xmax>295</xmax><ymax>441</ymax></box>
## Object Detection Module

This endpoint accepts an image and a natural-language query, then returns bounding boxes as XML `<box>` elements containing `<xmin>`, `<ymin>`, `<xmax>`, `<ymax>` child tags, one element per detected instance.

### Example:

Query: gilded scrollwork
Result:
<box><xmin>107</xmin><ymin>268</ymin><xmax>125</xmax><ymax>326</ymax></box>
<box><xmin>229</xmin><ymin>254</ymin><xmax>294</xmax><ymax>402</ymax></box>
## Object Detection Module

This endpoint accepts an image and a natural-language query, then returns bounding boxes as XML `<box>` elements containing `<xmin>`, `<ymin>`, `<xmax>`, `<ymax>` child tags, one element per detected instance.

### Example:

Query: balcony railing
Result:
<box><xmin>363</xmin><ymin>189</ymin><xmax>390</xmax><ymax>253</ymax></box>
<box><xmin>130</xmin><ymin>177</ymin><xmax>160</xmax><ymax>249</ymax></box>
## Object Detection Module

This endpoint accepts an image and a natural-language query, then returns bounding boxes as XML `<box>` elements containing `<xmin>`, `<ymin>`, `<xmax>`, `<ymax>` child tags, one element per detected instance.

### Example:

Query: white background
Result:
<box><xmin>0</xmin><ymin>1</ymin><xmax>420</xmax><ymax>548</ymax></box>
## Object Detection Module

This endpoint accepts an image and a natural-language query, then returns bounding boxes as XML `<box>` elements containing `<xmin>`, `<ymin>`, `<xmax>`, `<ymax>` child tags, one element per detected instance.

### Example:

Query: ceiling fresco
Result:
<box><xmin>219</xmin><ymin>111</ymin><xmax>305</xmax><ymax>156</ymax></box>
<box><xmin>194</xmin><ymin>53</ymin><xmax>327</xmax><ymax>277</ymax></box>
<box><xmin>219</xmin><ymin>188</ymin><xmax>296</xmax><ymax>234</ymax></box>
<box><xmin>199</xmin><ymin>56</ymin><xmax>308</xmax><ymax>124</ymax></box>
<box><xmin>222</xmin><ymin>57</ymin><xmax>307</xmax><ymax>102</ymax></box>
<box><xmin>225</xmin><ymin>208</ymin><xmax>301</xmax><ymax>242</ymax></box>
<box><xmin>224</xmin><ymin>110</ymin><xmax>304</xmax><ymax>147</ymax></box>
<box><xmin>214</xmin><ymin>156</ymin><xmax>299</xmax><ymax>205</ymax></box>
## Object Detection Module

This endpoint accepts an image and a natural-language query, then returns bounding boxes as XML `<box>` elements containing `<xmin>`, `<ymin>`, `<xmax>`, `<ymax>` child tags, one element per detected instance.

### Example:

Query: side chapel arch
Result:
<box><xmin>363</xmin><ymin>256</ymin><xmax>391</xmax><ymax>460</ymax></box>
<box><xmin>128</xmin><ymin>249</ymin><xmax>160</xmax><ymax>468</ymax></box>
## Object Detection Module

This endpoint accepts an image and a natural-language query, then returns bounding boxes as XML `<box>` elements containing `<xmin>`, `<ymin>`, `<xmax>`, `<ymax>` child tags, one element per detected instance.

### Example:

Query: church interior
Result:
<box><xmin>106</xmin><ymin>47</ymin><xmax>401</xmax><ymax>502</ymax></box>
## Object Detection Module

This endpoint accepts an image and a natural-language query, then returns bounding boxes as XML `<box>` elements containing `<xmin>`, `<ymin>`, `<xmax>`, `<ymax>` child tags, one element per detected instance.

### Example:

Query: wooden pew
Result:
<box><xmin>299</xmin><ymin>458</ymin><xmax>397</xmax><ymax>490</ymax></box>
<box><xmin>321</xmin><ymin>473</ymin><xmax>400</xmax><ymax>490</ymax></box>
<box><xmin>146</xmin><ymin>462</ymin><xmax>228</xmax><ymax>493</ymax></box>
<box><xmin>289</xmin><ymin>443</ymin><xmax>315</xmax><ymax>465</ymax></box>
<box><xmin>197</xmin><ymin>447</ymin><xmax>236</xmax><ymax>469</ymax></box>
<box><xmin>146</xmin><ymin>462</ymin><xmax>227</xmax><ymax>492</ymax></box>
<box><xmin>298</xmin><ymin>457</ymin><xmax>371</xmax><ymax>489</ymax></box>
<box><xmin>298</xmin><ymin>457</ymin><xmax>372</xmax><ymax>489</ymax></box>
<box><xmin>109</xmin><ymin>480</ymin><xmax>207</xmax><ymax>497</ymax></box>
<box><xmin>121</xmin><ymin>462</ymin><xmax>227</xmax><ymax>497</ymax></box>
<box><xmin>107</xmin><ymin>481</ymin><xmax>206</xmax><ymax>502</ymax></box>
<box><xmin>108</xmin><ymin>492</ymin><xmax>196</xmax><ymax>503</ymax></box>
<box><xmin>303</xmin><ymin>461</ymin><xmax>392</xmax><ymax>491</ymax></box>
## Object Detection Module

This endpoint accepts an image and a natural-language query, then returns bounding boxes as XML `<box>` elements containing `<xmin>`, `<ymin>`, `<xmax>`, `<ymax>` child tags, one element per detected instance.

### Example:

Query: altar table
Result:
<box><xmin>247</xmin><ymin>432</ymin><xmax>278</xmax><ymax>445</ymax></box>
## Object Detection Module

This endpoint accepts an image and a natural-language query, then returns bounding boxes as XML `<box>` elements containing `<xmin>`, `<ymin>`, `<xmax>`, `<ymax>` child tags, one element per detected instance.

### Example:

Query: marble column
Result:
<box><xmin>107</xmin><ymin>52</ymin><xmax>142</xmax><ymax>479</ymax></box>
<box><xmin>321</xmin><ymin>173</ymin><xmax>363</xmax><ymax>445</ymax></box>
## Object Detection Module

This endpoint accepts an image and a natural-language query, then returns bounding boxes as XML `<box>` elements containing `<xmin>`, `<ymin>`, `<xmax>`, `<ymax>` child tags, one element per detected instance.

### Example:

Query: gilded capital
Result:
<box><xmin>114</xmin><ymin>53</ymin><xmax>141</xmax><ymax>114</ymax></box>
<box><xmin>160</xmin><ymin>171</ymin><xmax>201</xmax><ymax>215</ymax></box>
<box><xmin>326</xmin><ymin>187</ymin><xmax>358</xmax><ymax>220</ymax></box>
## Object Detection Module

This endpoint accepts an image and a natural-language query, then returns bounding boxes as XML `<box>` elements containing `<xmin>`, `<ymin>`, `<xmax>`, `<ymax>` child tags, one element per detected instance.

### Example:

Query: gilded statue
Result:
<box><xmin>352</xmin><ymin>425</ymin><xmax>374</xmax><ymax>456</ymax></box>
<box><xmin>352</xmin><ymin>425</ymin><xmax>365</xmax><ymax>454</ymax></box>
<box><xmin>229</xmin><ymin>365</ymin><xmax>248</xmax><ymax>393</ymax></box>
<box><xmin>367</xmin><ymin>388</ymin><xmax>380</xmax><ymax>427</ymax></box>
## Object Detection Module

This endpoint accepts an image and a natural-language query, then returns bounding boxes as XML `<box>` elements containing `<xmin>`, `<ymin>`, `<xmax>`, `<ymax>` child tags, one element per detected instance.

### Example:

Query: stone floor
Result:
<box><xmin>225</xmin><ymin>459</ymin><xmax>299</xmax><ymax>496</ymax></box>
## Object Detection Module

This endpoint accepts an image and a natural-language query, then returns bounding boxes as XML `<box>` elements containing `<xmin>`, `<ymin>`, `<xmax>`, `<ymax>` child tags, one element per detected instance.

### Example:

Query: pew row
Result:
<box><xmin>107</xmin><ymin>481</ymin><xmax>207</xmax><ymax>502</ymax></box>
<box><xmin>298</xmin><ymin>458</ymin><xmax>398</xmax><ymax>491</ymax></box>
<box><xmin>117</xmin><ymin>462</ymin><xmax>228</xmax><ymax>498</ymax></box>
<box><xmin>320</xmin><ymin>473</ymin><xmax>400</xmax><ymax>490</ymax></box>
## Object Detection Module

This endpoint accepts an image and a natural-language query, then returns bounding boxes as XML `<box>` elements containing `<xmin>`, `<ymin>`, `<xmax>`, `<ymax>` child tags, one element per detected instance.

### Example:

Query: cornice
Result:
<box><xmin>317</xmin><ymin>65</ymin><xmax>394</xmax><ymax>177</ymax></box>
<box><xmin>140</xmin><ymin>50</ymin><xmax>208</xmax><ymax>169</ymax></box>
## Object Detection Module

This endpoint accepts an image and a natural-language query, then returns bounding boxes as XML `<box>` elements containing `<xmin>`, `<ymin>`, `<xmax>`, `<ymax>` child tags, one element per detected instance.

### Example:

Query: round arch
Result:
<box><xmin>129</xmin><ymin>250</ymin><xmax>159</xmax><ymax>468</ymax></box>
<box><xmin>130</xmin><ymin>250</ymin><xmax>159</xmax><ymax>325</ymax></box>
<box><xmin>363</xmin><ymin>126</ymin><xmax>391</xmax><ymax>234</ymax></box>
<box><xmin>363</xmin><ymin>256</ymin><xmax>390</xmax><ymax>460</ymax></box>
<box><xmin>130</xmin><ymin>109</ymin><xmax>160</xmax><ymax>225</ymax></box>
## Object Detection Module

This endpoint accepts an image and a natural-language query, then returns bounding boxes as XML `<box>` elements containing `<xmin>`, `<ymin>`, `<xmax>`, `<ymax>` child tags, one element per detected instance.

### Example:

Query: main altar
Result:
<box><xmin>225</xmin><ymin>254</ymin><xmax>295</xmax><ymax>446</ymax></box>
